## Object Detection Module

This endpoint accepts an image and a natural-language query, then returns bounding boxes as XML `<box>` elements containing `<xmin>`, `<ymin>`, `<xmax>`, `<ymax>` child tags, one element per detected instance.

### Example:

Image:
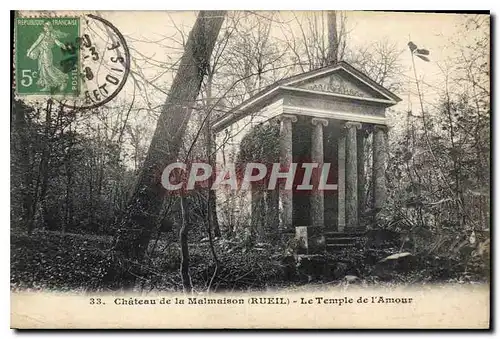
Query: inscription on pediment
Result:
<box><xmin>299</xmin><ymin>73</ymin><xmax>372</xmax><ymax>98</ymax></box>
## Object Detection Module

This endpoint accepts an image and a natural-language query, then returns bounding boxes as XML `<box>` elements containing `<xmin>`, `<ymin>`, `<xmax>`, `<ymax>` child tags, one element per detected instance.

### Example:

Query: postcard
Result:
<box><xmin>10</xmin><ymin>10</ymin><xmax>490</xmax><ymax>329</ymax></box>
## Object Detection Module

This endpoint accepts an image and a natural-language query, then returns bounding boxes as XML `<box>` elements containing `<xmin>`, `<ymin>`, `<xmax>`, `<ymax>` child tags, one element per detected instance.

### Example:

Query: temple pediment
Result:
<box><xmin>291</xmin><ymin>71</ymin><xmax>384</xmax><ymax>100</ymax></box>
<box><xmin>212</xmin><ymin>61</ymin><xmax>402</xmax><ymax>132</ymax></box>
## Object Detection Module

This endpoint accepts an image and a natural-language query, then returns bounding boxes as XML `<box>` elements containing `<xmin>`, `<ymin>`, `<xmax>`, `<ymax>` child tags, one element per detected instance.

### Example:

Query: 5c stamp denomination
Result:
<box><xmin>16</xmin><ymin>17</ymin><xmax>80</xmax><ymax>96</ymax></box>
<box><xmin>14</xmin><ymin>13</ymin><xmax>130</xmax><ymax>110</ymax></box>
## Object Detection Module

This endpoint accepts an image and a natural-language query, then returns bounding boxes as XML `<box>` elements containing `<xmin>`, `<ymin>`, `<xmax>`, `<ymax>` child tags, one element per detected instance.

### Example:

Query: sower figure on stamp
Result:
<box><xmin>27</xmin><ymin>21</ymin><xmax>68</xmax><ymax>92</ymax></box>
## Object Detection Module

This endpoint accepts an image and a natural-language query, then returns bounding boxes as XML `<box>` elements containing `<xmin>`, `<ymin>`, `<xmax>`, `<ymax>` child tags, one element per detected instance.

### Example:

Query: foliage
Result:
<box><xmin>238</xmin><ymin>121</ymin><xmax>280</xmax><ymax>164</ymax></box>
<box><xmin>117</xmin><ymin>237</ymin><xmax>292</xmax><ymax>292</ymax></box>
<box><xmin>11</xmin><ymin>99</ymin><xmax>134</xmax><ymax>236</ymax></box>
<box><xmin>11</xmin><ymin>230</ymin><xmax>115</xmax><ymax>291</ymax></box>
<box><xmin>375</xmin><ymin>15</ymin><xmax>490</xmax><ymax>283</ymax></box>
<box><xmin>10</xmin><ymin>13</ymin><xmax>490</xmax><ymax>292</ymax></box>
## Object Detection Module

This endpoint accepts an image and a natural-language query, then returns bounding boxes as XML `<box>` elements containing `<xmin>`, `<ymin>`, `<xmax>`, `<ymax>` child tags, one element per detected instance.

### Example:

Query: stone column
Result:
<box><xmin>337</xmin><ymin>131</ymin><xmax>346</xmax><ymax>231</ymax></box>
<box><xmin>278</xmin><ymin>114</ymin><xmax>297</xmax><ymax>230</ymax></box>
<box><xmin>345</xmin><ymin>121</ymin><xmax>361</xmax><ymax>230</ymax></box>
<box><xmin>356</xmin><ymin>128</ymin><xmax>366</xmax><ymax>220</ymax></box>
<box><xmin>311</xmin><ymin>118</ymin><xmax>328</xmax><ymax>228</ymax></box>
<box><xmin>373</xmin><ymin>125</ymin><xmax>388</xmax><ymax>211</ymax></box>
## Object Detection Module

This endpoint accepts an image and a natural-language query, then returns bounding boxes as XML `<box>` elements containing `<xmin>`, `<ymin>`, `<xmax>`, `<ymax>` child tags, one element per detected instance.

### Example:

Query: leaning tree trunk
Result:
<box><xmin>111</xmin><ymin>11</ymin><xmax>226</xmax><ymax>290</ymax></box>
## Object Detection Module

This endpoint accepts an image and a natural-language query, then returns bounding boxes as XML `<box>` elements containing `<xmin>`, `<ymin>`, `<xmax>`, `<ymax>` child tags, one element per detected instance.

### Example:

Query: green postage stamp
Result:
<box><xmin>15</xmin><ymin>17</ymin><xmax>80</xmax><ymax>96</ymax></box>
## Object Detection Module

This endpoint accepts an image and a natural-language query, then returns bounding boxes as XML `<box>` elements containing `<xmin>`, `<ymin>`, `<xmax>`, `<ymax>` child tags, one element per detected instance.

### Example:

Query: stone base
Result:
<box><xmin>295</xmin><ymin>226</ymin><xmax>325</xmax><ymax>255</ymax></box>
<box><xmin>295</xmin><ymin>254</ymin><xmax>328</xmax><ymax>281</ymax></box>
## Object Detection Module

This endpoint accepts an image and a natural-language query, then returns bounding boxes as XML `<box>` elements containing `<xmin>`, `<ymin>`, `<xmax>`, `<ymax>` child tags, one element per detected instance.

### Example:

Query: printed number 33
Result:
<box><xmin>89</xmin><ymin>298</ymin><xmax>103</xmax><ymax>305</ymax></box>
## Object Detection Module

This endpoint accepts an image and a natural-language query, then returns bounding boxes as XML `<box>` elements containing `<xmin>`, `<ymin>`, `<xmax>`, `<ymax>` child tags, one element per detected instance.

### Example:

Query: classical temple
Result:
<box><xmin>211</xmin><ymin>61</ymin><xmax>401</xmax><ymax>252</ymax></box>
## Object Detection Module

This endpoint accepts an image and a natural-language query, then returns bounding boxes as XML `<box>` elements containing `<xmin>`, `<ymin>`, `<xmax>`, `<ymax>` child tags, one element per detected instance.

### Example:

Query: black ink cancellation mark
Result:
<box><xmin>60</xmin><ymin>14</ymin><xmax>131</xmax><ymax>110</ymax></box>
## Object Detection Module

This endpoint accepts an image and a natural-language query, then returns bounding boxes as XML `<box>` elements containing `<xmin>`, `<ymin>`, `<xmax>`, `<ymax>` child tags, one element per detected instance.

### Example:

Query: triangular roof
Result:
<box><xmin>212</xmin><ymin>61</ymin><xmax>402</xmax><ymax>132</ymax></box>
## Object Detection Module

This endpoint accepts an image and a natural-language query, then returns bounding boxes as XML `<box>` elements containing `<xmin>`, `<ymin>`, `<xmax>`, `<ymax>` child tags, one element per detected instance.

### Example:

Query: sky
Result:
<box><xmin>75</xmin><ymin>10</ymin><xmax>487</xmax><ymax>162</ymax></box>
<box><xmin>98</xmin><ymin>10</ymin><xmax>484</xmax><ymax>111</ymax></box>
<box><xmin>15</xmin><ymin>10</ymin><xmax>489</xmax><ymax>155</ymax></box>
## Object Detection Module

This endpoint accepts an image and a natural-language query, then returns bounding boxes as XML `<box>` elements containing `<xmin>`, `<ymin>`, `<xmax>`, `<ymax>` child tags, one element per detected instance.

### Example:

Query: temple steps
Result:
<box><xmin>326</xmin><ymin>243</ymin><xmax>356</xmax><ymax>250</ymax></box>
<box><xmin>324</xmin><ymin>229</ymin><xmax>366</xmax><ymax>253</ymax></box>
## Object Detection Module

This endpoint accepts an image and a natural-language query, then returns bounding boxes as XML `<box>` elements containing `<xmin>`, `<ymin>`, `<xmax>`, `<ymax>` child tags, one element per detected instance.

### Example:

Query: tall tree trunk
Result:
<box><xmin>204</xmin><ymin>75</ymin><xmax>221</xmax><ymax>238</ymax></box>
<box><xmin>63</xmin><ymin>123</ymin><xmax>74</xmax><ymax>234</ymax></box>
<box><xmin>111</xmin><ymin>11</ymin><xmax>226</xmax><ymax>290</ymax></box>
<box><xmin>327</xmin><ymin>11</ymin><xmax>339</xmax><ymax>65</ymax></box>
<box><xmin>38</xmin><ymin>100</ymin><xmax>54</xmax><ymax>231</ymax></box>
<box><xmin>179</xmin><ymin>195</ymin><xmax>192</xmax><ymax>293</ymax></box>
<box><xmin>64</xmin><ymin>161</ymin><xmax>73</xmax><ymax>233</ymax></box>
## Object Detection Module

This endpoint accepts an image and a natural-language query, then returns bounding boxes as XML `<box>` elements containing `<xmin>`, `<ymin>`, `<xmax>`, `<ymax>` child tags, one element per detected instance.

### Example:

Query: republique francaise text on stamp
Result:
<box><xmin>14</xmin><ymin>14</ymin><xmax>130</xmax><ymax>109</ymax></box>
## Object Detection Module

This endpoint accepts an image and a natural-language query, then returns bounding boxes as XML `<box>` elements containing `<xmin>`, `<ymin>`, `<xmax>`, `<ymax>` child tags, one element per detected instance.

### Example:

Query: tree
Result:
<box><xmin>346</xmin><ymin>39</ymin><xmax>404</xmax><ymax>92</ymax></box>
<box><xmin>111</xmin><ymin>11</ymin><xmax>226</xmax><ymax>290</ymax></box>
<box><xmin>382</xmin><ymin>15</ymin><xmax>489</xmax><ymax>260</ymax></box>
<box><xmin>11</xmin><ymin>98</ymin><xmax>35</xmax><ymax>232</ymax></box>
<box><xmin>327</xmin><ymin>11</ymin><xmax>342</xmax><ymax>65</ymax></box>
<box><xmin>281</xmin><ymin>11</ymin><xmax>347</xmax><ymax>72</ymax></box>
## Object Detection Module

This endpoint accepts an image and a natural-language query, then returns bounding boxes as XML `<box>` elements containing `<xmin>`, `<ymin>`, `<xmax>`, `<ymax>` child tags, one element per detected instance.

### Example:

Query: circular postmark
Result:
<box><xmin>59</xmin><ymin>14</ymin><xmax>131</xmax><ymax>110</ymax></box>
